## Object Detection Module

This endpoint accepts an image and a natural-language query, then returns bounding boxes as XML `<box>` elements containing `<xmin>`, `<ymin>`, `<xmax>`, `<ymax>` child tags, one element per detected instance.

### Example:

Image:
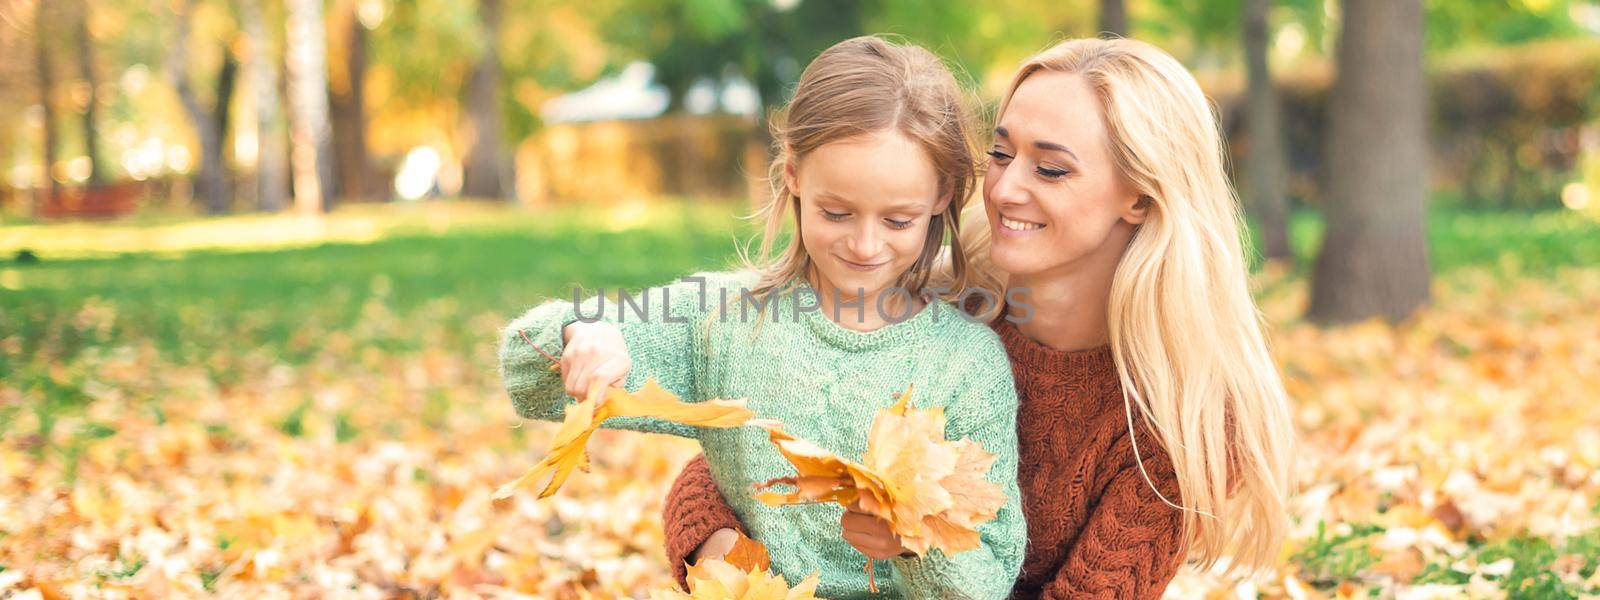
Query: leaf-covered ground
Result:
<box><xmin>1</xmin><ymin>203</ymin><xmax>1597</xmax><ymax>598</ymax></box>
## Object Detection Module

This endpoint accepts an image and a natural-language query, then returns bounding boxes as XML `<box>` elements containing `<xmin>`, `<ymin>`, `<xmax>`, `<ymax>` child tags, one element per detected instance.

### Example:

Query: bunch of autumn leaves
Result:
<box><xmin>495</xmin><ymin>333</ymin><xmax>1007</xmax><ymax>596</ymax></box>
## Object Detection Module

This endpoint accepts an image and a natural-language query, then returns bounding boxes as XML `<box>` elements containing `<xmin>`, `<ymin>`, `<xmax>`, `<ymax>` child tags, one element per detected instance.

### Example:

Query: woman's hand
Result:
<box><xmin>559</xmin><ymin>321</ymin><xmax>631</xmax><ymax>397</ymax></box>
<box><xmin>841</xmin><ymin>501</ymin><xmax>913</xmax><ymax>560</ymax></box>
<box><xmin>690</xmin><ymin>528</ymin><xmax>741</xmax><ymax>564</ymax></box>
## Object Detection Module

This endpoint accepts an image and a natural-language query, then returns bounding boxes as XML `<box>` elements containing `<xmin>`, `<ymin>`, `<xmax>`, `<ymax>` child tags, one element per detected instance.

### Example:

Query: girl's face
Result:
<box><xmin>785</xmin><ymin>129</ymin><xmax>948</xmax><ymax>315</ymax></box>
<box><xmin>983</xmin><ymin>71</ymin><xmax>1148</xmax><ymax>279</ymax></box>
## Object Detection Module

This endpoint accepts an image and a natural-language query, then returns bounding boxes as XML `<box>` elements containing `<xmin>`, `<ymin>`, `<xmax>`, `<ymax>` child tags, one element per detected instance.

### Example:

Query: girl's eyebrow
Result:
<box><xmin>818</xmin><ymin>192</ymin><xmax>925</xmax><ymax>214</ymax></box>
<box><xmin>995</xmin><ymin>126</ymin><xmax>1079</xmax><ymax>162</ymax></box>
<box><xmin>815</xmin><ymin>191</ymin><xmax>853</xmax><ymax>205</ymax></box>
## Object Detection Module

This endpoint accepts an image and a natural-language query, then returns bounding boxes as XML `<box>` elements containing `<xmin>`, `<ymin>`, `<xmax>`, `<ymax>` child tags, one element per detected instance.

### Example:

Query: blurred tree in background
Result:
<box><xmin>1242</xmin><ymin>0</ymin><xmax>1292</xmax><ymax>262</ymax></box>
<box><xmin>0</xmin><ymin>0</ymin><xmax>1596</xmax><ymax>317</ymax></box>
<box><xmin>1308</xmin><ymin>0</ymin><xmax>1432</xmax><ymax>323</ymax></box>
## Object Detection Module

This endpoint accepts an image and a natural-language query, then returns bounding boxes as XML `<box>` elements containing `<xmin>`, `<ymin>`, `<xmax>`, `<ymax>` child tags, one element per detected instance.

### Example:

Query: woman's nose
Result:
<box><xmin>988</xmin><ymin>164</ymin><xmax>1029</xmax><ymax>207</ymax></box>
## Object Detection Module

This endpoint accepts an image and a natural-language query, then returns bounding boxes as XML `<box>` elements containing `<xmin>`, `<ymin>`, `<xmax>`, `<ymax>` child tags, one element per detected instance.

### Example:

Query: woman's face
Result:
<box><xmin>983</xmin><ymin>71</ymin><xmax>1147</xmax><ymax>280</ymax></box>
<box><xmin>786</xmin><ymin>129</ymin><xmax>947</xmax><ymax>313</ymax></box>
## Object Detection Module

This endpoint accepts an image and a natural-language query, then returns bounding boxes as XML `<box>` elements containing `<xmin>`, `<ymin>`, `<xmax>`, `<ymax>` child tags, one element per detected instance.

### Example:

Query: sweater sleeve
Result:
<box><xmin>887</xmin><ymin>341</ymin><xmax>1027</xmax><ymax>600</ymax></box>
<box><xmin>1039</xmin><ymin>434</ymin><xmax>1187</xmax><ymax>600</ymax></box>
<box><xmin>662</xmin><ymin>453</ymin><xmax>747</xmax><ymax>588</ymax></box>
<box><xmin>498</xmin><ymin>273</ymin><xmax>722</xmax><ymax>439</ymax></box>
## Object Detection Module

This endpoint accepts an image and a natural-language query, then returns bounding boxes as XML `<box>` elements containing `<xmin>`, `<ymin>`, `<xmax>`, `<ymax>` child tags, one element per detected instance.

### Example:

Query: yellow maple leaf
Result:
<box><xmin>651</xmin><ymin>558</ymin><xmax>823</xmax><ymax>600</ymax></box>
<box><xmin>751</xmin><ymin>384</ymin><xmax>1008</xmax><ymax>587</ymax></box>
<box><xmin>495</xmin><ymin>379</ymin><xmax>761</xmax><ymax>500</ymax></box>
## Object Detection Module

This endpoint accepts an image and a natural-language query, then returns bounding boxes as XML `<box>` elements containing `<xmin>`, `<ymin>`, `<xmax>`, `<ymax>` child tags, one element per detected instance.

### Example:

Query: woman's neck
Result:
<box><xmin>1006</xmin><ymin>253</ymin><xmax>1118</xmax><ymax>353</ymax></box>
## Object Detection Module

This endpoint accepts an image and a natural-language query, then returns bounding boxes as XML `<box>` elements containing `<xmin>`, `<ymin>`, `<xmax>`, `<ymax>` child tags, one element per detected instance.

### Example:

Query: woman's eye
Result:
<box><xmin>1036</xmin><ymin>166</ymin><xmax>1070</xmax><ymax>179</ymax></box>
<box><xmin>821</xmin><ymin>210</ymin><xmax>850</xmax><ymax>221</ymax></box>
<box><xmin>885</xmin><ymin>218</ymin><xmax>914</xmax><ymax>230</ymax></box>
<box><xmin>986</xmin><ymin>149</ymin><xmax>1013</xmax><ymax>164</ymax></box>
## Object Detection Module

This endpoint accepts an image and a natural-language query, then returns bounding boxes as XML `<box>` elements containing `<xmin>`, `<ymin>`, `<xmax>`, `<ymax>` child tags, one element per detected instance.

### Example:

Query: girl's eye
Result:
<box><xmin>821</xmin><ymin>209</ymin><xmax>850</xmax><ymax>222</ymax></box>
<box><xmin>1036</xmin><ymin>166</ymin><xmax>1070</xmax><ymax>179</ymax></box>
<box><xmin>986</xmin><ymin>149</ymin><xmax>1013</xmax><ymax>164</ymax></box>
<box><xmin>885</xmin><ymin>218</ymin><xmax>914</xmax><ymax>230</ymax></box>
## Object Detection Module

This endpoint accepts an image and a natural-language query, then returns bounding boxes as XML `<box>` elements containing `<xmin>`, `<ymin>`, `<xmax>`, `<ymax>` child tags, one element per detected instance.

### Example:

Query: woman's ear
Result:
<box><xmin>1123</xmin><ymin>194</ymin><xmax>1154</xmax><ymax>225</ymax></box>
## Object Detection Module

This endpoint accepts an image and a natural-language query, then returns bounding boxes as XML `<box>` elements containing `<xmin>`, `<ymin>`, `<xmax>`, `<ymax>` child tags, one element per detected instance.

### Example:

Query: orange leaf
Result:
<box><xmin>723</xmin><ymin>532</ymin><xmax>772</xmax><ymax>573</ymax></box>
<box><xmin>495</xmin><ymin>379</ymin><xmax>762</xmax><ymax>499</ymax></box>
<box><xmin>600</xmin><ymin>379</ymin><xmax>759</xmax><ymax>428</ymax></box>
<box><xmin>751</xmin><ymin>383</ymin><xmax>1008</xmax><ymax>584</ymax></box>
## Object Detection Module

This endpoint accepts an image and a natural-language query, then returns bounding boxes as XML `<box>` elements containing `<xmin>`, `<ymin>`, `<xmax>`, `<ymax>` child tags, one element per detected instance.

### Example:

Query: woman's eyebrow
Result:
<box><xmin>1034</xmin><ymin>140</ymin><xmax>1079</xmax><ymax>162</ymax></box>
<box><xmin>995</xmin><ymin>126</ymin><xmax>1079</xmax><ymax>161</ymax></box>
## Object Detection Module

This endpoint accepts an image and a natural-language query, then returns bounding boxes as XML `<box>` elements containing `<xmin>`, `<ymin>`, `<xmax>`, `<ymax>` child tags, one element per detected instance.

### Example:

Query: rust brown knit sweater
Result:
<box><xmin>662</xmin><ymin>318</ymin><xmax>1188</xmax><ymax>599</ymax></box>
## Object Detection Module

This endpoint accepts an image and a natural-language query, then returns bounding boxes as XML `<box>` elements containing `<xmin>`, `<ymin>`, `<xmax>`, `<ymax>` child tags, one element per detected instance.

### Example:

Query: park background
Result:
<box><xmin>2</xmin><ymin>0</ymin><xmax>1600</xmax><ymax>597</ymax></box>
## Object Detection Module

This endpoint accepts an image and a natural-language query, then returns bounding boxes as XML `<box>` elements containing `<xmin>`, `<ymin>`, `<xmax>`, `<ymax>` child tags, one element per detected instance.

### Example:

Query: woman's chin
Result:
<box><xmin>988</xmin><ymin>243</ymin><xmax>1035</xmax><ymax>277</ymax></box>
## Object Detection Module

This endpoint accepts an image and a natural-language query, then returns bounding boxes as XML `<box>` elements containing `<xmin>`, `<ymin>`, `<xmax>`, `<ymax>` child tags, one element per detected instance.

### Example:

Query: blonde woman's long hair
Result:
<box><xmin>964</xmin><ymin>38</ymin><xmax>1296</xmax><ymax>573</ymax></box>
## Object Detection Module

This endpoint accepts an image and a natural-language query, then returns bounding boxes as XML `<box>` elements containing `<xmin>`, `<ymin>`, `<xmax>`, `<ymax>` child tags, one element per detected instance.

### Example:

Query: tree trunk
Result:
<box><xmin>1099</xmin><ymin>0</ymin><xmax>1127</xmax><ymax>38</ymax></box>
<box><xmin>1242</xmin><ymin>0</ymin><xmax>1291</xmax><ymax>262</ymax></box>
<box><xmin>168</xmin><ymin>0</ymin><xmax>231</xmax><ymax>214</ymax></box>
<box><xmin>241</xmin><ymin>0</ymin><xmax>288</xmax><ymax>212</ymax></box>
<box><xmin>329</xmin><ymin>2</ymin><xmax>376</xmax><ymax>201</ymax></box>
<box><xmin>75</xmin><ymin>0</ymin><xmax>104</xmax><ymax>184</ymax></box>
<box><xmin>1307</xmin><ymin>0</ymin><xmax>1431</xmax><ymax>324</ymax></box>
<box><xmin>461</xmin><ymin>0</ymin><xmax>512</xmax><ymax>200</ymax></box>
<box><xmin>286</xmin><ymin>0</ymin><xmax>335</xmax><ymax>214</ymax></box>
<box><xmin>35</xmin><ymin>1</ymin><xmax>61</xmax><ymax>207</ymax></box>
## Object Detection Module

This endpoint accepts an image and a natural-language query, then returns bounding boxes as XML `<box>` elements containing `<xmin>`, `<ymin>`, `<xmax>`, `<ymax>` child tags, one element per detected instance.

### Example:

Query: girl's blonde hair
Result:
<box><xmin>743</xmin><ymin>35</ymin><xmax>978</xmax><ymax>301</ymax></box>
<box><xmin>964</xmin><ymin>38</ymin><xmax>1296</xmax><ymax>572</ymax></box>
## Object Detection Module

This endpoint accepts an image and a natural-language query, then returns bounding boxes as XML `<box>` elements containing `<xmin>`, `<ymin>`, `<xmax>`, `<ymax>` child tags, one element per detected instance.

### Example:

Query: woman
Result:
<box><xmin>662</xmin><ymin>37</ymin><xmax>1296</xmax><ymax>598</ymax></box>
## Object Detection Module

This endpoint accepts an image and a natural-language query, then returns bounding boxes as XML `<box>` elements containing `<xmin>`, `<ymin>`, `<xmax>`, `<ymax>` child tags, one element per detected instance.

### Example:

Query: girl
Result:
<box><xmin>662</xmin><ymin>37</ymin><xmax>1298</xmax><ymax>599</ymax></box>
<box><xmin>499</xmin><ymin>36</ymin><xmax>1026</xmax><ymax>598</ymax></box>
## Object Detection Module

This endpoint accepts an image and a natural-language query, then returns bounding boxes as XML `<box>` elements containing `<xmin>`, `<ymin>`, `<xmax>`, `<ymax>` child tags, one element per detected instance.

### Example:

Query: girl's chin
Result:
<box><xmin>815</xmin><ymin>270</ymin><xmax>894</xmax><ymax>298</ymax></box>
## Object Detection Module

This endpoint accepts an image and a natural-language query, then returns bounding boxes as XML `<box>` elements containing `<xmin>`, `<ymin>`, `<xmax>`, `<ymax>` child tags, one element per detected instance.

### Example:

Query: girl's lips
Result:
<box><xmin>837</xmin><ymin>256</ymin><xmax>888</xmax><ymax>271</ymax></box>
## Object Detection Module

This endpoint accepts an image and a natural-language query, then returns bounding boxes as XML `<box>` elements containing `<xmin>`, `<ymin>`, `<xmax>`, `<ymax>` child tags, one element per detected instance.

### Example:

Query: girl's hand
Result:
<box><xmin>841</xmin><ymin>501</ymin><xmax>913</xmax><ymax>560</ymax></box>
<box><xmin>690</xmin><ymin>528</ymin><xmax>741</xmax><ymax>565</ymax></box>
<box><xmin>559</xmin><ymin>321</ymin><xmax>632</xmax><ymax>397</ymax></box>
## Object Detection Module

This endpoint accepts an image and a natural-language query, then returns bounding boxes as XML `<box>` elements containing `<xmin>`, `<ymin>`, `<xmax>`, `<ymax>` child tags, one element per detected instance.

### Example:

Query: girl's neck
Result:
<box><xmin>1007</xmin><ymin>257</ymin><xmax>1117</xmax><ymax>353</ymax></box>
<box><xmin>807</xmin><ymin>269</ymin><xmax>925</xmax><ymax>333</ymax></box>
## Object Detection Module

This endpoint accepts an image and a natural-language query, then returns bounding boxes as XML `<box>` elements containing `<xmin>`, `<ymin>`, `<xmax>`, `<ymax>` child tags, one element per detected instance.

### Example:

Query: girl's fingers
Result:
<box><xmin>592</xmin><ymin>361</ymin><xmax>628</xmax><ymax>390</ymax></box>
<box><xmin>560</xmin><ymin>349</ymin><xmax>583</xmax><ymax>395</ymax></box>
<box><xmin>566</xmin><ymin>359</ymin><xmax>596</xmax><ymax>398</ymax></box>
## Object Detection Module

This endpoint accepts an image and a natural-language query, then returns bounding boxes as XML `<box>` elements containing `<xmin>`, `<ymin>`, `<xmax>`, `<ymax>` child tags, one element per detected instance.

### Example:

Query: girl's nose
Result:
<box><xmin>847</xmin><ymin>223</ymin><xmax>884</xmax><ymax>259</ymax></box>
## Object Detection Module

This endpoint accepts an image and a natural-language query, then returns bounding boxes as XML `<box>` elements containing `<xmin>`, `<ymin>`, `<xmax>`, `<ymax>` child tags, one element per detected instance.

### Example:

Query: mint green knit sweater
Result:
<box><xmin>499</xmin><ymin>270</ymin><xmax>1025</xmax><ymax>599</ymax></box>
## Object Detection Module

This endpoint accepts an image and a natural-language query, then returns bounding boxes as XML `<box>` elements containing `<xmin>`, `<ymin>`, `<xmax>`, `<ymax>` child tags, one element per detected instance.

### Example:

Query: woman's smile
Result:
<box><xmin>997</xmin><ymin>214</ymin><xmax>1048</xmax><ymax>236</ymax></box>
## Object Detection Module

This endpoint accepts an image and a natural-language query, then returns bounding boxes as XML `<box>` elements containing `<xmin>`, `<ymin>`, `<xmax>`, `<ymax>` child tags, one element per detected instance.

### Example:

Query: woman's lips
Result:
<box><xmin>997</xmin><ymin>214</ymin><xmax>1047</xmax><ymax>237</ymax></box>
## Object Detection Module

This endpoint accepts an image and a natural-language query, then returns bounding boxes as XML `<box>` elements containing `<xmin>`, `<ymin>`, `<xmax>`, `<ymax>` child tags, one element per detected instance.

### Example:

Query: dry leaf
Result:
<box><xmin>650</xmin><ymin>558</ymin><xmax>822</xmax><ymax>600</ymax></box>
<box><xmin>723</xmin><ymin>531</ymin><xmax>772</xmax><ymax>574</ymax></box>
<box><xmin>751</xmin><ymin>385</ymin><xmax>1007</xmax><ymax>589</ymax></box>
<box><xmin>495</xmin><ymin>379</ymin><xmax>761</xmax><ymax>499</ymax></box>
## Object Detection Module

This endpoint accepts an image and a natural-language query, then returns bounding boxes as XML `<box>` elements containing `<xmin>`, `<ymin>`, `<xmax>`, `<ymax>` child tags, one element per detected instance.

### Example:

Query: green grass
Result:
<box><xmin>0</xmin><ymin>201</ymin><xmax>753</xmax><ymax>444</ymax></box>
<box><xmin>0</xmin><ymin>202</ymin><xmax>750</xmax><ymax>363</ymax></box>
<box><xmin>1291</xmin><ymin>521</ymin><xmax>1384</xmax><ymax>587</ymax></box>
<box><xmin>1269</xmin><ymin>208</ymin><xmax>1600</xmax><ymax>275</ymax></box>
<box><xmin>1</xmin><ymin>202</ymin><xmax>1595</xmax><ymax>443</ymax></box>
